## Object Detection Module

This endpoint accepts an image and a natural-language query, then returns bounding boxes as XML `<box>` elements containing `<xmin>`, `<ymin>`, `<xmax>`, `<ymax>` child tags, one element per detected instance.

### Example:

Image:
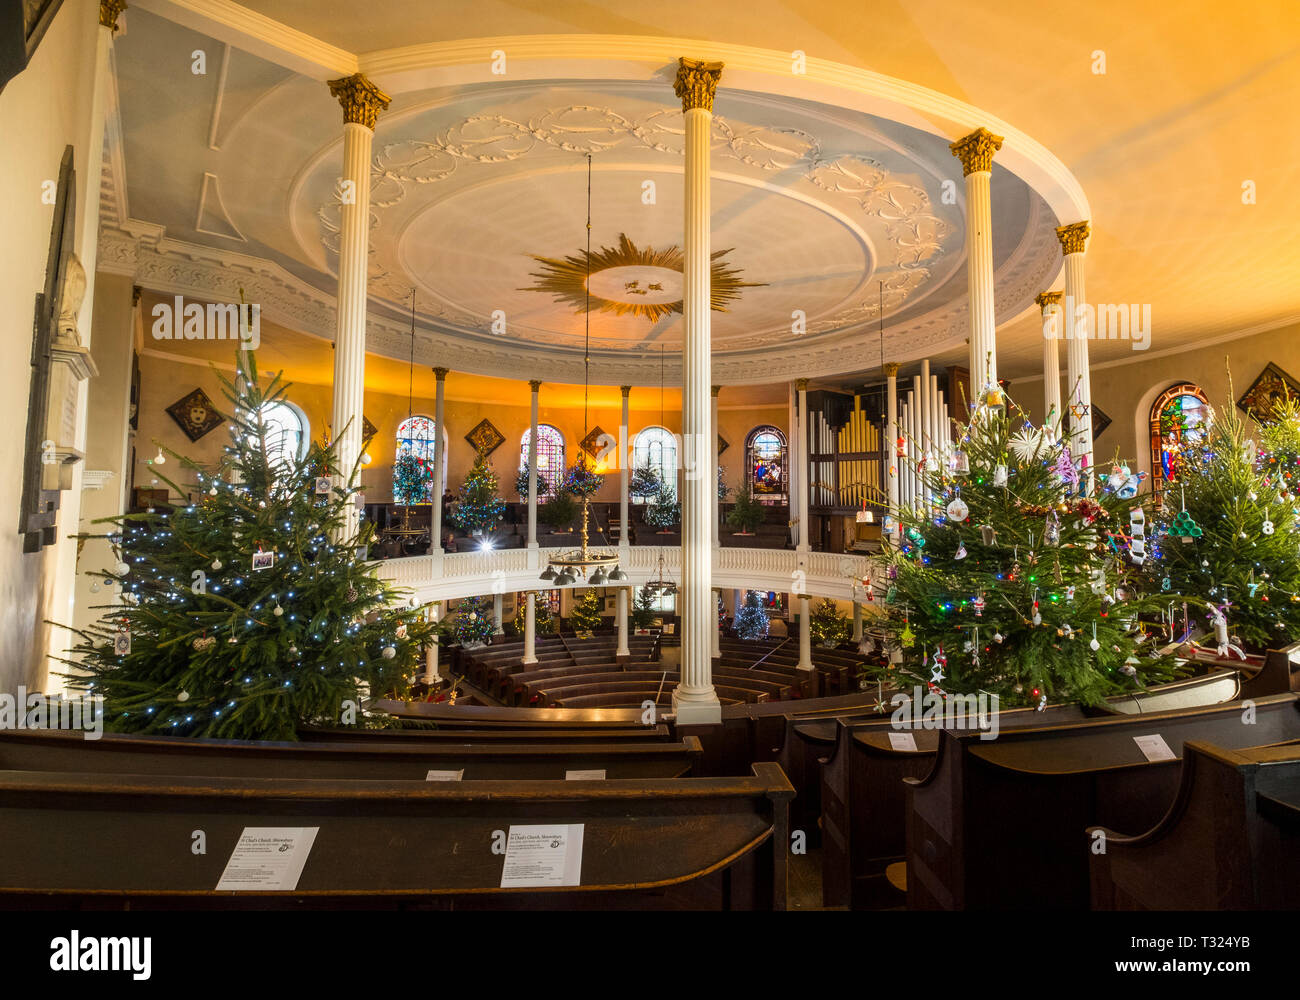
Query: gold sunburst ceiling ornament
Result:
<box><xmin>522</xmin><ymin>233</ymin><xmax>765</xmax><ymax>322</ymax></box>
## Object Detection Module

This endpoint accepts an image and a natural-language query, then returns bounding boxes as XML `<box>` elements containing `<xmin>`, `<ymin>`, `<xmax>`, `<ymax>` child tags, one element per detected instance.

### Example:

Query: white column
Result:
<box><xmin>852</xmin><ymin>601</ymin><xmax>863</xmax><ymax>641</ymax></box>
<box><xmin>798</xmin><ymin>595</ymin><xmax>812</xmax><ymax>670</ymax></box>
<box><xmin>431</xmin><ymin>367</ymin><xmax>448</xmax><ymax>551</ymax></box>
<box><xmin>523</xmin><ymin>592</ymin><xmax>537</xmax><ymax>665</ymax></box>
<box><xmin>950</xmin><ymin>127</ymin><xmax>1003</xmax><ymax>392</ymax></box>
<box><xmin>619</xmin><ymin>385</ymin><xmax>631</xmax><ymax>553</ymax></box>
<box><xmin>920</xmin><ymin>359</ymin><xmax>931</xmax><ymax>462</ymax></box>
<box><xmin>787</xmin><ymin>382</ymin><xmax>798</xmax><ymax>545</ymax></box>
<box><xmin>616</xmin><ymin>587</ymin><xmax>630</xmax><ymax>658</ymax></box>
<box><xmin>796</xmin><ymin>378</ymin><xmax>810</xmax><ymax>552</ymax></box>
<box><xmin>1037</xmin><ymin>291</ymin><xmax>1063</xmax><ymax>430</ymax></box>
<box><xmin>911</xmin><ymin>375</ymin><xmax>923</xmax><ymax>508</ymax></box>
<box><xmin>1059</xmin><ymin>222</ymin><xmax>1093</xmax><ymax>491</ymax></box>
<box><xmin>884</xmin><ymin>363</ymin><xmax>899</xmax><ymax>540</ymax></box>
<box><xmin>327</xmin><ymin>75</ymin><xmax>390</xmax><ymax>538</ymax></box>
<box><xmin>423</xmin><ymin>602</ymin><xmax>441</xmax><ymax>684</ymax></box>
<box><xmin>527</xmin><ymin>380</ymin><xmax>540</xmax><ymax>550</ymax></box>
<box><xmin>711</xmin><ymin>589</ymin><xmax>722</xmax><ymax>657</ymax></box>
<box><xmin>493</xmin><ymin>593</ymin><xmax>504</xmax><ymax>635</ymax></box>
<box><xmin>671</xmin><ymin>57</ymin><xmax>724</xmax><ymax>725</ymax></box>
<box><xmin>711</xmin><ymin>385</ymin><xmax>721</xmax><ymax>547</ymax></box>
<box><xmin>900</xmin><ymin>399</ymin><xmax>911</xmax><ymax>510</ymax></box>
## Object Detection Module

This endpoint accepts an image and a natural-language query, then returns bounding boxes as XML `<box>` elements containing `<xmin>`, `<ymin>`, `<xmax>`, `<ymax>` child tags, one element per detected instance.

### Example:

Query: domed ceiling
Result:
<box><xmin>105</xmin><ymin>9</ymin><xmax>1066</xmax><ymax>385</ymax></box>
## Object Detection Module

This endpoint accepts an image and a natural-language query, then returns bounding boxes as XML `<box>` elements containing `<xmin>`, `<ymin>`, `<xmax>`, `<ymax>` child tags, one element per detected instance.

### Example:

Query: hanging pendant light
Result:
<box><xmin>544</xmin><ymin>153</ymin><xmax>620</xmax><ymax>585</ymax></box>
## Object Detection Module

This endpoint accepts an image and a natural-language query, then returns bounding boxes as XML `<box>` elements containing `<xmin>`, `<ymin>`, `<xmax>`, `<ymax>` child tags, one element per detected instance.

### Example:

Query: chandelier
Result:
<box><xmin>540</xmin><ymin>154</ymin><xmax>626</xmax><ymax>589</ymax></box>
<box><xmin>643</xmin><ymin>550</ymin><xmax>676</xmax><ymax>596</ymax></box>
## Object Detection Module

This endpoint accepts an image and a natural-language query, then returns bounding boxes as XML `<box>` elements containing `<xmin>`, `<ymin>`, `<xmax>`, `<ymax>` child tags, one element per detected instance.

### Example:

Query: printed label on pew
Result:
<box><xmin>887</xmin><ymin>732</ymin><xmax>918</xmax><ymax>752</ymax></box>
<box><xmin>215</xmin><ymin>827</ymin><xmax>318</xmax><ymax>891</ymax></box>
<box><xmin>565</xmin><ymin>769</ymin><xmax>606</xmax><ymax>780</ymax></box>
<box><xmin>500</xmin><ymin>824</ymin><xmax>584</xmax><ymax>888</ymax></box>
<box><xmin>426</xmin><ymin>769</ymin><xmax>464</xmax><ymax>781</ymax></box>
<box><xmin>1133</xmin><ymin>734</ymin><xmax>1176</xmax><ymax>762</ymax></box>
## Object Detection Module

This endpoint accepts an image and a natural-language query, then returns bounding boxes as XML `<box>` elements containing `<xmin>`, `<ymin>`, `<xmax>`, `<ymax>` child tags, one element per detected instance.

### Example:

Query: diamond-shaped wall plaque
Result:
<box><xmin>165</xmin><ymin>388</ymin><xmax>225</xmax><ymax>442</ymax></box>
<box><xmin>581</xmin><ymin>425</ymin><xmax>610</xmax><ymax>459</ymax></box>
<box><xmin>465</xmin><ymin>419</ymin><xmax>505</xmax><ymax>456</ymax></box>
<box><xmin>718</xmin><ymin>434</ymin><xmax>730</xmax><ymax>456</ymax></box>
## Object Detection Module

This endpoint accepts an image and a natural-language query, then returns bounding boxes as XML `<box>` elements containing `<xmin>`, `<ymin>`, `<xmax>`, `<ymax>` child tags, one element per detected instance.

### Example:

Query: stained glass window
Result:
<box><xmin>519</xmin><ymin>425</ymin><xmax>565</xmax><ymax>500</ymax></box>
<box><xmin>1149</xmin><ymin>384</ymin><xmax>1209</xmax><ymax>507</ymax></box>
<box><xmin>746</xmin><ymin>426</ymin><xmax>787</xmax><ymax>500</ymax></box>
<box><xmin>259</xmin><ymin>401</ymin><xmax>306</xmax><ymax>471</ymax></box>
<box><xmin>395</xmin><ymin>415</ymin><xmax>445</xmax><ymax>503</ymax></box>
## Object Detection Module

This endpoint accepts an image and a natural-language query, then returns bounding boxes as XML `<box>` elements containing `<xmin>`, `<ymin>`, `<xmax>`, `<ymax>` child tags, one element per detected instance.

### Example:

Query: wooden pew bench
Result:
<box><xmin>905</xmin><ymin>692</ymin><xmax>1300</xmax><ymax>910</ymax></box>
<box><xmin>1089</xmin><ymin>740</ymin><xmax>1300</xmax><ymax>910</ymax></box>
<box><xmin>0</xmin><ymin>764</ymin><xmax>793</xmax><ymax>910</ymax></box>
<box><xmin>299</xmin><ymin>724</ymin><xmax>675</xmax><ymax>744</ymax></box>
<box><xmin>0</xmin><ymin>729</ymin><xmax>704</xmax><ymax>780</ymax></box>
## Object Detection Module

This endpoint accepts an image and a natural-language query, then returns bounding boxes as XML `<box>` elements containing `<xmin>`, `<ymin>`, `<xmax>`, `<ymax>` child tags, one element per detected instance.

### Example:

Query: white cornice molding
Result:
<box><xmin>132</xmin><ymin>0</ymin><xmax>357</xmax><ymax>79</ymax></box>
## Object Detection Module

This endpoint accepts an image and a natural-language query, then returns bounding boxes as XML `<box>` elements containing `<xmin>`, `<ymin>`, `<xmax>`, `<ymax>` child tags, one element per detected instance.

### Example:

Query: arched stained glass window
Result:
<box><xmin>632</xmin><ymin>426</ymin><xmax>677</xmax><ymax>504</ymax></box>
<box><xmin>519</xmin><ymin>425</ymin><xmax>565</xmax><ymax>500</ymax></box>
<box><xmin>1150</xmin><ymin>383</ymin><xmax>1210</xmax><ymax>507</ymax></box>
<box><xmin>395</xmin><ymin>415</ymin><xmax>446</xmax><ymax>503</ymax></box>
<box><xmin>746</xmin><ymin>426</ymin><xmax>787</xmax><ymax>501</ymax></box>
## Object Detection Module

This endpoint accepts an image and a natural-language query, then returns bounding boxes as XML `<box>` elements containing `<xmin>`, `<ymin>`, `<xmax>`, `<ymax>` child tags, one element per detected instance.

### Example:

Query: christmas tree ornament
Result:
<box><xmin>272</xmin><ymin>605</ymin><xmax>283</xmax><ymax>617</ymax></box>
<box><xmin>113</xmin><ymin>627</ymin><xmax>131</xmax><ymax>656</ymax></box>
<box><xmin>192</xmin><ymin>636</ymin><xmax>215</xmax><ymax>651</ymax></box>
<box><xmin>993</xmin><ymin>631</ymin><xmax>1004</xmax><ymax>644</ymax></box>
<box><xmin>1044</xmin><ymin>512</ymin><xmax>1061</xmax><ymax>547</ymax></box>
<box><xmin>930</xmin><ymin>646</ymin><xmax>947</xmax><ymax>684</ymax></box>
<box><xmin>973</xmin><ymin>593</ymin><xmax>985</xmax><ymax>617</ymax></box>
<box><xmin>946</xmin><ymin>497</ymin><xmax>969</xmax><ymax>521</ymax></box>
<box><xmin>900</xmin><ymin>620</ymin><xmax>915</xmax><ymax>647</ymax></box>
<box><xmin>955</xmin><ymin>543</ymin><xmax>968</xmax><ymax>560</ymax></box>
<box><xmin>1089</xmin><ymin>623</ymin><xmax>1101</xmax><ymax>652</ymax></box>
<box><xmin>345</xmin><ymin>585</ymin><xmax>358</xmax><ymax>603</ymax></box>
<box><xmin>177</xmin><ymin>690</ymin><xmax>189</xmax><ymax>702</ymax></box>
<box><xmin>993</xmin><ymin>464</ymin><xmax>1009</xmax><ymax>488</ymax></box>
<box><xmin>1129</xmin><ymin>507</ymin><xmax>1147</xmax><ymax>565</ymax></box>
<box><xmin>115</xmin><ymin>561</ymin><xmax>130</xmax><ymax>577</ymax></box>
<box><xmin>952</xmin><ymin>451</ymin><xmax>971</xmax><ymax>475</ymax></box>
<box><xmin>1263</xmin><ymin>519</ymin><xmax>1275</xmax><ymax>535</ymax></box>
<box><xmin>381</xmin><ymin>646</ymin><xmax>396</xmax><ymax>659</ymax></box>
<box><xmin>1031</xmin><ymin>590</ymin><xmax>1041</xmax><ymax>626</ymax></box>
<box><xmin>979</xmin><ymin>524</ymin><xmax>997</xmax><ymax>546</ymax></box>
<box><xmin>1066</xmin><ymin>585</ymin><xmax>1076</xmax><ymax>601</ymax></box>
<box><xmin>211</xmin><ymin>559</ymin><xmax>223</xmax><ymax>571</ymax></box>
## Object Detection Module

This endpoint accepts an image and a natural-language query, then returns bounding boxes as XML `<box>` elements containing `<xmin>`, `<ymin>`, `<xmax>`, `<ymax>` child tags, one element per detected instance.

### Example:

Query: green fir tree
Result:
<box><xmin>631</xmin><ymin>585</ymin><xmax>659</xmax><ymax>630</ymax></box>
<box><xmin>452</xmin><ymin>450</ymin><xmax>506</xmax><ymax>533</ymax></box>
<box><xmin>1152</xmin><ymin>380</ymin><xmax>1300</xmax><ymax>651</ymax></box>
<box><xmin>59</xmin><ymin>353</ymin><xmax>439</xmax><ymax>741</ymax></box>
<box><xmin>513</xmin><ymin>592</ymin><xmax>555</xmax><ymax>635</ymax></box>
<box><xmin>872</xmin><ymin>389</ymin><xmax>1182</xmax><ymax>707</ymax></box>
<box><xmin>453</xmin><ymin>595</ymin><xmax>496</xmax><ymax>645</ymax></box>
<box><xmin>727</xmin><ymin>480</ymin><xmax>765</xmax><ymax>533</ymax></box>
<box><xmin>808</xmin><ymin>597</ymin><xmax>851</xmax><ymax>647</ymax></box>
<box><xmin>569</xmin><ymin>588</ymin><xmax>604</xmax><ymax>634</ymax></box>
<box><xmin>733</xmin><ymin>590</ymin><xmax>770</xmax><ymax>640</ymax></box>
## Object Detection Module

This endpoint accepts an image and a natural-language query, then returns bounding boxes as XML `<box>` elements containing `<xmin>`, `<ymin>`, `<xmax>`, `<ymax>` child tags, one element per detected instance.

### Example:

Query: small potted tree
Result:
<box><xmin>540</xmin><ymin>490</ymin><xmax>577</xmax><ymax>534</ymax></box>
<box><xmin>727</xmin><ymin>480</ymin><xmax>764</xmax><ymax>536</ymax></box>
<box><xmin>644</xmin><ymin>479</ymin><xmax>681</xmax><ymax>535</ymax></box>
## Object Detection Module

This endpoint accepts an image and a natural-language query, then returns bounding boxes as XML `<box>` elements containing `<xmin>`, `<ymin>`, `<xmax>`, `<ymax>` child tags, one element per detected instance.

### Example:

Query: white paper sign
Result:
<box><xmin>216</xmin><ymin>827</ymin><xmax>318</xmax><ymax>891</ymax></box>
<box><xmin>499</xmin><ymin>824</ymin><xmax>584</xmax><ymax>888</ymax></box>
<box><xmin>1133</xmin><ymin>734</ymin><xmax>1176</xmax><ymax>762</ymax></box>
<box><xmin>888</xmin><ymin>732</ymin><xmax>918</xmax><ymax>751</ymax></box>
<box><xmin>425</xmin><ymin>769</ymin><xmax>464</xmax><ymax>781</ymax></box>
<box><xmin>565</xmin><ymin>769</ymin><xmax>606</xmax><ymax>781</ymax></box>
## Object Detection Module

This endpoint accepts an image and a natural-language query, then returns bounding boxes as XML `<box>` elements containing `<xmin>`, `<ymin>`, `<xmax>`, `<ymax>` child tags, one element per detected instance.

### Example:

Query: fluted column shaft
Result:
<box><xmin>672</xmin><ymin>58</ymin><xmax>723</xmax><ymax>725</ymax></box>
<box><xmin>798</xmin><ymin>595</ymin><xmax>812</xmax><ymax>670</ymax></box>
<box><xmin>328</xmin><ymin>74</ymin><xmax>389</xmax><ymax>539</ymax></box>
<box><xmin>951</xmin><ymin>128</ymin><xmax>1003</xmax><ymax>393</ymax></box>
<box><xmin>1059</xmin><ymin>222</ymin><xmax>1093</xmax><ymax>491</ymax></box>
<box><xmin>619</xmin><ymin>386</ymin><xmax>630</xmax><ymax>553</ymax></box>
<box><xmin>1036</xmin><ymin>291</ymin><xmax>1063</xmax><ymax>430</ymax></box>
<box><xmin>884</xmin><ymin>363</ymin><xmax>900</xmax><ymax>541</ymax></box>
<box><xmin>523</xmin><ymin>592</ymin><xmax>537</xmax><ymax>665</ymax></box>
<box><xmin>423</xmin><ymin>603</ymin><xmax>440</xmax><ymax>684</ymax></box>
<box><xmin>711</xmin><ymin>386</ymin><xmax>721</xmax><ymax>547</ymax></box>
<box><xmin>493</xmin><ymin>593</ymin><xmax>504</xmax><ymax>635</ymax></box>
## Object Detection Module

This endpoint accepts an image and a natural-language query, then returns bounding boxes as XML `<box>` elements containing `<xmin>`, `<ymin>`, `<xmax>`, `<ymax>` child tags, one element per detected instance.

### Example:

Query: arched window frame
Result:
<box><xmin>1149</xmin><ymin>383</ymin><xmax>1210</xmax><ymax>508</ymax></box>
<box><xmin>394</xmin><ymin>415</ymin><xmax>448</xmax><ymax>503</ymax></box>
<box><xmin>632</xmin><ymin>426</ymin><xmax>678</xmax><ymax>504</ymax></box>
<box><xmin>745</xmin><ymin>425</ymin><xmax>788</xmax><ymax>502</ymax></box>
<box><xmin>258</xmin><ymin>400</ymin><xmax>309</xmax><ymax>471</ymax></box>
<box><xmin>519</xmin><ymin>424</ymin><xmax>565</xmax><ymax>500</ymax></box>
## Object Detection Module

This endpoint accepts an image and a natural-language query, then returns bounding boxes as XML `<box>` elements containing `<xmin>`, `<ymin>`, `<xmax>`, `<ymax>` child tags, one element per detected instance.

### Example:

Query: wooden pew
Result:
<box><xmin>368</xmin><ymin>701</ymin><xmax>656</xmax><ymax>729</ymax></box>
<box><xmin>0</xmin><ymin>729</ymin><xmax>704</xmax><ymax>780</ymax></box>
<box><xmin>1089</xmin><ymin>740</ymin><xmax>1300</xmax><ymax>910</ymax></box>
<box><xmin>819</xmin><ymin>701</ymin><xmax>1090</xmax><ymax>908</ymax></box>
<box><xmin>0</xmin><ymin>764</ymin><xmax>794</xmax><ymax>909</ymax></box>
<box><xmin>905</xmin><ymin>692</ymin><xmax>1300</xmax><ymax>910</ymax></box>
<box><xmin>299</xmin><ymin>724</ymin><xmax>675</xmax><ymax>744</ymax></box>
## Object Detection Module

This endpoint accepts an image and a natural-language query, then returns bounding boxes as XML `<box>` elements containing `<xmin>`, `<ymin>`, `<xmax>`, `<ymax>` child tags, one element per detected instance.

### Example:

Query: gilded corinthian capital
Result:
<box><xmin>674</xmin><ymin>57</ymin><xmax>724</xmax><ymax>113</ymax></box>
<box><xmin>327</xmin><ymin>74</ymin><xmax>392</xmax><ymax>130</ymax></box>
<box><xmin>1034</xmin><ymin>291</ymin><xmax>1063</xmax><ymax>310</ymax></box>
<box><xmin>949</xmin><ymin>127</ymin><xmax>1004</xmax><ymax>176</ymax></box>
<box><xmin>1055</xmin><ymin>221</ymin><xmax>1091</xmax><ymax>256</ymax></box>
<box><xmin>99</xmin><ymin>0</ymin><xmax>127</xmax><ymax>30</ymax></box>
<box><xmin>882</xmin><ymin>362</ymin><xmax>901</xmax><ymax>378</ymax></box>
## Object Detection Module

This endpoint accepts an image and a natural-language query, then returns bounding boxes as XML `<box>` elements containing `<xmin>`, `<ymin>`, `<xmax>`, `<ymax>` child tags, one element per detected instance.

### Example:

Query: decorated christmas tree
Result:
<box><xmin>393</xmin><ymin>451</ymin><xmax>434</xmax><ymax>505</ymax></box>
<box><xmin>58</xmin><ymin>352</ymin><xmax>438</xmax><ymax>741</ymax></box>
<box><xmin>563</xmin><ymin>455</ymin><xmax>604</xmax><ymax>499</ymax></box>
<box><xmin>513</xmin><ymin>592</ymin><xmax>555</xmax><ymax>635</ymax></box>
<box><xmin>631</xmin><ymin>585</ymin><xmax>658</xmax><ymax>630</ymax></box>
<box><xmin>734</xmin><ymin>590</ymin><xmax>770</xmax><ymax>640</ymax></box>
<box><xmin>644</xmin><ymin>478</ymin><xmax>681</xmax><ymax>530</ymax></box>
<box><xmin>569</xmin><ymin>588</ymin><xmax>604</xmax><ymax>634</ymax></box>
<box><xmin>727</xmin><ymin>480</ymin><xmax>765</xmax><ymax>533</ymax></box>
<box><xmin>1152</xmin><ymin>379</ymin><xmax>1300</xmax><ymax>651</ymax></box>
<box><xmin>870</xmin><ymin>388</ymin><xmax>1182</xmax><ymax>708</ymax></box>
<box><xmin>515</xmin><ymin>463</ymin><xmax>549</xmax><ymax>500</ymax></box>
<box><xmin>452</xmin><ymin>595</ymin><xmax>496</xmax><ymax>645</ymax></box>
<box><xmin>452</xmin><ymin>450</ymin><xmax>506</xmax><ymax>534</ymax></box>
<box><xmin>808</xmin><ymin>597</ymin><xmax>851</xmax><ymax>647</ymax></box>
<box><xmin>630</xmin><ymin>464</ymin><xmax>663</xmax><ymax>501</ymax></box>
<box><xmin>1258</xmin><ymin>395</ymin><xmax>1300</xmax><ymax>494</ymax></box>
